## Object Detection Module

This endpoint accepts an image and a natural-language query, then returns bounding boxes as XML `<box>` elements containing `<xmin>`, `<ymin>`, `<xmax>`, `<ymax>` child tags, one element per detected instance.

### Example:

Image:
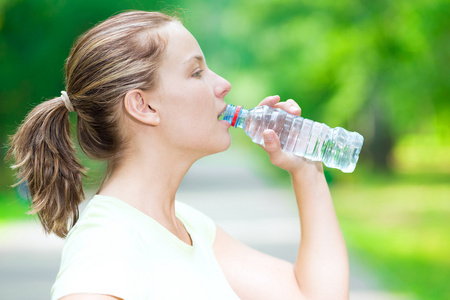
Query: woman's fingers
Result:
<box><xmin>257</xmin><ymin>95</ymin><xmax>280</xmax><ymax>107</ymax></box>
<box><xmin>258</xmin><ymin>97</ymin><xmax>301</xmax><ymax>117</ymax></box>
<box><xmin>273</xmin><ymin>99</ymin><xmax>301</xmax><ymax>116</ymax></box>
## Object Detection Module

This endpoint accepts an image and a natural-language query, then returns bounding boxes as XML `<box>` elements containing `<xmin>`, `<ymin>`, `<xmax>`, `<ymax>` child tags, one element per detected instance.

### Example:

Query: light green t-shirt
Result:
<box><xmin>51</xmin><ymin>195</ymin><xmax>239</xmax><ymax>300</ymax></box>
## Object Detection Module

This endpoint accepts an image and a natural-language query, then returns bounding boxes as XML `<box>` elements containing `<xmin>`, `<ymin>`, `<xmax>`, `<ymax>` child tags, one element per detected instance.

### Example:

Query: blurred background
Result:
<box><xmin>0</xmin><ymin>0</ymin><xmax>449</xmax><ymax>299</ymax></box>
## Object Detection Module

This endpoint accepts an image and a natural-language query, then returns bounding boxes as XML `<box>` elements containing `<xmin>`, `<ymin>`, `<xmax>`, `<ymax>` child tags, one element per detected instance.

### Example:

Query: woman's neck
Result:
<box><xmin>98</xmin><ymin>146</ymin><xmax>195</xmax><ymax>243</ymax></box>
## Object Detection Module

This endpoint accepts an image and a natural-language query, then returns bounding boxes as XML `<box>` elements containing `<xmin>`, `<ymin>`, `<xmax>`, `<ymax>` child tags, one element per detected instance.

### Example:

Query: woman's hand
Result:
<box><xmin>257</xmin><ymin>95</ymin><xmax>323</xmax><ymax>176</ymax></box>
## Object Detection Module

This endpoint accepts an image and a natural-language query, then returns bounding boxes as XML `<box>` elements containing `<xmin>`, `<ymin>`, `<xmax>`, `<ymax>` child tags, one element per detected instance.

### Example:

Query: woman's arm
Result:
<box><xmin>214</xmin><ymin>96</ymin><xmax>349</xmax><ymax>299</ymax></box>
<box><xmin>290</xmin><ymin>161</ymin><xmax>349</xmax><ymax>299</ymax></box>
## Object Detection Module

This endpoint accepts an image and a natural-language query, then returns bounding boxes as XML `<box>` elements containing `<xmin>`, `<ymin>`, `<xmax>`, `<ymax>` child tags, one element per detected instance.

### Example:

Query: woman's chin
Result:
<box><xmin>209</xmin><ymin>136</ymin><xmax>232</xmax><ymax>155</ymax></box>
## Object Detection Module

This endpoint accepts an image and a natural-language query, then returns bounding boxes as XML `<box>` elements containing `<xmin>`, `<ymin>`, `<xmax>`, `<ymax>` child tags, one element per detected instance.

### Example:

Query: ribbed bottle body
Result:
<box><xmin>222</xmin><ymin>105</ymin><xmax>363</xmax><ymax>173</ymax></box>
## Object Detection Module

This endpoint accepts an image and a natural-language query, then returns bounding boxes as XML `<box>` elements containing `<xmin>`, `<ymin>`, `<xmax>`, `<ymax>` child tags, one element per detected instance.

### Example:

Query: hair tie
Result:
<box><xmin>60</xmin><ymin>91</ymin><xmax>74</xmax><ymax>112</ymax></box>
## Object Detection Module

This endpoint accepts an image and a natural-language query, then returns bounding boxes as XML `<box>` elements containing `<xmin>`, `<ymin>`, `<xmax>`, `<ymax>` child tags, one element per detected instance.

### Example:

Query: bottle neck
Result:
<box><xmin>222</xmin><ymin>104</ymin><xmax>249</xmax><ymax>129</ymax></box>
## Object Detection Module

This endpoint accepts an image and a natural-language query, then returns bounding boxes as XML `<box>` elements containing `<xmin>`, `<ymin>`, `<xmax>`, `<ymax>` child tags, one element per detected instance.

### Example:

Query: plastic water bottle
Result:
<box><xmin>221</xmin><ymin>104</ymin><xmax>364</xmax><ymax>173</ymax></box>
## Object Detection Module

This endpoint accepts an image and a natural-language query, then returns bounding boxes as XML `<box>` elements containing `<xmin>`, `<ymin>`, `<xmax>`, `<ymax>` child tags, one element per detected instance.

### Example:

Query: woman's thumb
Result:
<box><xmin>263</xmin><ymin>130</ymin><xmax>284</xmax><ymax>165</ymax></box>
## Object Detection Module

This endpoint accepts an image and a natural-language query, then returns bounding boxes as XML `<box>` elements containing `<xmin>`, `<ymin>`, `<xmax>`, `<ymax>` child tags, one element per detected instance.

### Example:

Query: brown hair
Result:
<box><xmin>7</xmin><ymin>11</ymin><xmax>178</xmax><ymax>238</ymax></box>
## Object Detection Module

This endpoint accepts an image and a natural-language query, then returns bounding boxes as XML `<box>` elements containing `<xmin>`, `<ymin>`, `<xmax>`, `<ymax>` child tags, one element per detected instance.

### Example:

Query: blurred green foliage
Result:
<box><xmin>1</xmin><ymin>0</ymin><xmax>449</xmax><ymax>299</ymax></box>
<box><xmin>1</xmin><ymin>0</ymin><xmax>449</xmax><ymax>178</ymax></box>
<box><xmin>0</xmin><ymin>0</ymin><xmax>450</xmax><ymax>177</ymax></box>
<box><xmin>187</xmin><ymin>0</ymin><xmax>450</xmax><ymax>171</ymax></box>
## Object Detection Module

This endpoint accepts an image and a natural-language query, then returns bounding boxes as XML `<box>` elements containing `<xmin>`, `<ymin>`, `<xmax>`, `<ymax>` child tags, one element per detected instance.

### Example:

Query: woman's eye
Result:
<box><xmin>192</xmin><ymin>69</ymin><xmax>203</xmax><ymax>78</ymax></box>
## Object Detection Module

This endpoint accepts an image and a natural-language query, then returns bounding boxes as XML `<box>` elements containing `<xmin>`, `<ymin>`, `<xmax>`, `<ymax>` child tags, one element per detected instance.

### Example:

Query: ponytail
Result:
<box><xmin>7</xmin><ymin>97</ymin><xmax>86</xmax><ymax>238</ymax></box>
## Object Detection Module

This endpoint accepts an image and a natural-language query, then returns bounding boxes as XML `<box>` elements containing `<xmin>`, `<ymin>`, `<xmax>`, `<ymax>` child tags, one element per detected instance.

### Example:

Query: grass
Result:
<box><xmin>331</xmin><ymin>171</ymin><xmax>450</xmax><ymax>300</ymax></box>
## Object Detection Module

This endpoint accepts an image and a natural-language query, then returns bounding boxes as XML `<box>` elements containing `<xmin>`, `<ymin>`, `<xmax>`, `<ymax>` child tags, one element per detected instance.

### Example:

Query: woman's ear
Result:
<box><xmin>124</xmin><ymin>89</ymin><xmax>160</xmax><ymax>125</ymax></box>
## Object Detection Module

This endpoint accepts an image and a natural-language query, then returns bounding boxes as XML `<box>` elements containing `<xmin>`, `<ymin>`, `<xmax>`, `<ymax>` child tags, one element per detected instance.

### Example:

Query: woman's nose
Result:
<box><xmin>213</xmin><ymin>73</ymin><xmax>232</xmax><ymax>99</ymax></box>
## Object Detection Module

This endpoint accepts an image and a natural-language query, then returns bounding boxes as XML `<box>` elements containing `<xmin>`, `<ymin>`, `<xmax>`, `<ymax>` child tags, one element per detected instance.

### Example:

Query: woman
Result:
<box><xmin>8</xmin><ymin>10</ymin><xmax>349</xmax><ymax>300</ymax></box>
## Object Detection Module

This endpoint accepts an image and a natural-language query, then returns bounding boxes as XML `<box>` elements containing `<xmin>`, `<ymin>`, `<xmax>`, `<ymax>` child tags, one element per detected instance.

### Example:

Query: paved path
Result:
<box><xmin>0</xmin><ymin>147</ymin><xmax>413</xmax><ymax>299</ymax></box>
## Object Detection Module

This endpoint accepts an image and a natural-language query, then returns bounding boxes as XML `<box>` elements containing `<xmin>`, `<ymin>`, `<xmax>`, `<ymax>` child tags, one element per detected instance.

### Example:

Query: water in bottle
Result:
<box><xmin>221</xmin><ymin>104</ymin><xmax>364</xmax><ymax>173</ymax></box>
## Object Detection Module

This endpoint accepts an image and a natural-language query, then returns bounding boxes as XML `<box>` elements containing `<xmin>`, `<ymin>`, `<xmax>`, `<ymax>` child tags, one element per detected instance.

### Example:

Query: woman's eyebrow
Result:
<box><xmin>183</xmin><ymin>55</ymin><xmax>204</xmax><ymax>64</ymax></box>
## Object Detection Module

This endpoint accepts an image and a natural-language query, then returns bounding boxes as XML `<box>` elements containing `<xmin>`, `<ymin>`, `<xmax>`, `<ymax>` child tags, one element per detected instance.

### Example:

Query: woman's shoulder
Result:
<box><xmin>63</xmin><ymin>195</ymin><xmax>137</xmax><ymax>249</ymax></box>
<box><xmin>71</xmin><ymin>194</ymin><xmax>155</xmax><ymax>231</ymax></box>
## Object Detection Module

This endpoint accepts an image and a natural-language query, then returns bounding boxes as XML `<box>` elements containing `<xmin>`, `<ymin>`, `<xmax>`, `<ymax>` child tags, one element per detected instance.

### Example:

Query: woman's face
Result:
<box><xmin>151</xmin><ymin>22</ymin><xmax>232</xmax><ymax>158</ymax></box>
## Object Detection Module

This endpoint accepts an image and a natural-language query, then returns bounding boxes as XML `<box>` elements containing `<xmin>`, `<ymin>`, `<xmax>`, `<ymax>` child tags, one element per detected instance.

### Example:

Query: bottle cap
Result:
<box><xmin>231</xmin><ymin>105</ymin><xmax>242</xmax><ymax>127</ymax></box>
